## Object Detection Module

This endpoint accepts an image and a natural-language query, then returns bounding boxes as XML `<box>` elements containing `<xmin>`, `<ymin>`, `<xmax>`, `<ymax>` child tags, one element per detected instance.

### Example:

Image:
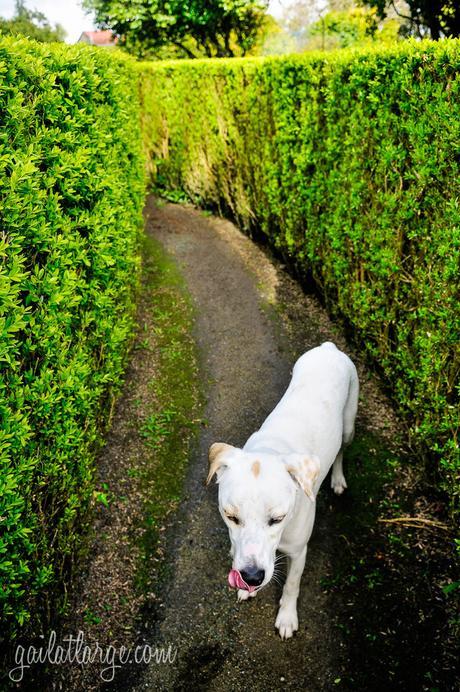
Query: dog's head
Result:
<box><xmin>206</xmin><ymin>442</ymin><xmax>320</xmax><ymax>591</ymax></box>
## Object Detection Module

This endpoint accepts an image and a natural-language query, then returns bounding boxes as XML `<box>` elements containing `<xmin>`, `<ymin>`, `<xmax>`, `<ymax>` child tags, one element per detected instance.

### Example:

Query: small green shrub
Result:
<box><xmin>140</xmin><ymin>41</ymin><xmax>460</xmax><ymax>516</ymax></box>
<box><xmin>0</xmin><ymin>38</ymin><xmax>145</xmax><ymax>635</ymax></box>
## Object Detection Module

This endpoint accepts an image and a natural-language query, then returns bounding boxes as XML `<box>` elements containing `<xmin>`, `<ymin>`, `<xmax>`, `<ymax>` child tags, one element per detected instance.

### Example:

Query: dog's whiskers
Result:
<box><xmin>271</xmin><ymin>567</ymin><xmax>285</xmax><ymax>587</ymax></box>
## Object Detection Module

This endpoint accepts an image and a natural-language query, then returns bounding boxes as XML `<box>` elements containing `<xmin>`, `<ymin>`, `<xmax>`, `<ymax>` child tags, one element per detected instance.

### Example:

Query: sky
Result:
<box><xmin>0</xmin><ymin>0</ymin><xmax>96</xmax><ymax>43</ymax></box>
<box><xmin>0</xmin><ymin>0</ymin><xmax>292</xmax><ymax>44</ymax></box>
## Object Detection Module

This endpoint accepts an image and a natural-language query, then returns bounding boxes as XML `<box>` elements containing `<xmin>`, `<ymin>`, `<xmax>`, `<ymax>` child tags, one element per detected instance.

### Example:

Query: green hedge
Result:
<box><xmin>141</xmin><ymin>41</ymin><xmax>459</xmax><ymax>514</ymax></box>
<box><xmin>0</xmin><ymin>38</ymin><xmax>145</xmax><ymax>634</ymax></box>
<box><xmin>2</xmin><ymin>35</ymin><xmax>459</xmax><ymax>640</ymax></box>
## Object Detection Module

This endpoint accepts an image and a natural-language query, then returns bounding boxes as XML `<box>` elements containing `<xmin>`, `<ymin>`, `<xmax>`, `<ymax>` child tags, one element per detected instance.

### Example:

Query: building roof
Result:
<box><xmin>78</xmin><ymin>30</ymin><xmax>117</xmax><ymax>46</ymax></box>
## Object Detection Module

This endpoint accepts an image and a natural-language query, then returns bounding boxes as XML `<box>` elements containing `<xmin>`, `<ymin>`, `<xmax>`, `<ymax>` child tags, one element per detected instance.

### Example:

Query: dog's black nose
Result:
<box><xmin>240</xmin><ymin>567</ymin><xmax>265</xmax><ymax>586</ymax></box>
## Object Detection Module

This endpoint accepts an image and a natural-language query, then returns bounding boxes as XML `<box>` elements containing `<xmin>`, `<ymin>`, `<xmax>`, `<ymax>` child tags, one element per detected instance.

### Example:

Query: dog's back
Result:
<box><xmin>293</xmin><ymin>341</ymin><xmax>358</xmax><ymax>442</ymax></box>
<box><xmin>246</xmin><ymin>342</ymin><xmax>358</xmax><ymax>480</ymax></box>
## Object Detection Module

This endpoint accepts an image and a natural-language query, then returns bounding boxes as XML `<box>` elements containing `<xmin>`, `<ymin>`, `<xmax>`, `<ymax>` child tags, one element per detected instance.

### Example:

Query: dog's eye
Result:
<box><xmin>268</xmin><ymin>516</ymin><xmax>285</xmax><ymax>526</ymax></box>
<box><xmin>227</xmin><ymin>515</ymin><xmax>240</xmax><ymax>525</ymax></box>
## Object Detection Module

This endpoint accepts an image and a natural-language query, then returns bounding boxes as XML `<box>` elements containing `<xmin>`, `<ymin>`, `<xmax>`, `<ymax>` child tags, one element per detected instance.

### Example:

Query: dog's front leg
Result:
<box><xmin>275</xmin><ymin>545</ymin><xmax>307</xmax><ymax>639</ymax></box>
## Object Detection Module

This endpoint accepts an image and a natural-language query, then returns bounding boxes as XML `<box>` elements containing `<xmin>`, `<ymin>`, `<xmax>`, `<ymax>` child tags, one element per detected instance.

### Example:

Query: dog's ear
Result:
<box><xmin>206</xmin><ymin>442</ymin><xmax>236</xmax><ymax>485</ymax></box>
<box><xmin>284</xmin><ymin>453</ymin><xmax>321</xmax><ymax>502</ymax></box>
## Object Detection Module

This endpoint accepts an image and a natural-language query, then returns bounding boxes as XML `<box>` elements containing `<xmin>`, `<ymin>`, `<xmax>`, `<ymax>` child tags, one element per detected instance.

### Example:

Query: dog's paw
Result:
<box><xmin>275</xmin><ymin>606</ymin><xmax>298</xmax><ymax>640</ymax></box>
<box><xmin>237</xmin><ymin>589</ymin><xmax>256</xmax><ymax>601</ymax></box>
<box><xmin>331</xmin><ymin>474</ymin><xmax>347</xmax><ymax>495</ymax></box>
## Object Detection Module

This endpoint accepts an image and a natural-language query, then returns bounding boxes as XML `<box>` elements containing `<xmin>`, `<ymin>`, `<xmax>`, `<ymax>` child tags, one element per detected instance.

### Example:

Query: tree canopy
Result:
<box><xmin>83</xmin><ymin>0</ymin><xmax>269</xmax><ymax>58</ymax></box>
<box><xmin>0</xmin><ymin>0</ymin><xmax>66</xmax><ymax>43</ymax></box>
<box><xmin>308</xmin><ymin>7</ymin><xmax>400</xmax><ymax>50</ymax></box>
<box><xmin>362</xmin><ymin>0</ymin><xmax>460</xmax><ymax>39</ymax></box>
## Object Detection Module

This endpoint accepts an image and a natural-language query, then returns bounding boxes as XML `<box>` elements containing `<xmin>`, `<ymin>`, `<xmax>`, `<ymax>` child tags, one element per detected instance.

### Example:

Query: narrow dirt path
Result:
<box><xmin>128</xmin><ymin>198</ymin><xmax>400</xmax><ymax>692</ymax></box>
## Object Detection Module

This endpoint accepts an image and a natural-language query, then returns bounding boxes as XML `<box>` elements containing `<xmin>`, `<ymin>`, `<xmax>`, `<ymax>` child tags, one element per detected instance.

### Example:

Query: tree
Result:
<box><xmin>83</xmin><ymin>0</ymin><xmax>269</xmax><ymax>59</ymax></box>
<box><xmin>0</xmin><ymin>0</ymin><xmax>66</xmax><ymax>42</ymax></box>
<box><xmin>361</xmin><ymin>0</ymin><xmax>460</xmax><ymax>39</ymax></box>
<box><xmin>276</xmin><ymin>0</ymin><xmax>359</xmax><ymax>51</ymax></box>
<box><xmin>308</xmin><ymin>6</ymin><xmax>400</xmax><ymax>49</ymax></box>
<box><xmin>280</xmin><ymin>0</ymin><xmax>318</xmax><ymax>50</ymax></box>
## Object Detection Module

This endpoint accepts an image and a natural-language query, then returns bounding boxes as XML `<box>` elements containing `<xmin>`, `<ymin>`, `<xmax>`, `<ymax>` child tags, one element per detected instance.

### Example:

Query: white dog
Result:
<box><xmin>206</xmin><ymin>342</ymin><xmax>359</xmax><ymax>639</ymax></box>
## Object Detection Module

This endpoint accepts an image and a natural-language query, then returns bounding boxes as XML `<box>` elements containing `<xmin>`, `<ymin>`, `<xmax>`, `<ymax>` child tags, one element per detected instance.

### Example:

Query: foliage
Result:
<box><xmin>0</xmin><ymin>37</ymin><xmax>145</xmax><ymax>637</ymax></box>
<box><xmin>362</xmin><ymin>0</ymin><xmax>460</xmax><ymax>39</ymax></box>
<box><xmin>258</xmin><ymin>3</ymin><xmax>399</xmax><ymax>55</ymax></box>
<box><xmin>308</xmin><ymin>7</ymin><xmax>400</xmax><ymax>49</ymax></box>
<box><xmin>274</xmin><ymin>0</ymin><xmax>358</xmax><ymax>52</ymax></box>
<box><xmin>0</xmin><ymin>0</ymin><xmax>66</xmax><ymax>43</ymax></box>
<box><xmin>2</xmin><ymin>30</ymin><xmax>459</xmax><ymax>646</ymax></box>
<box><xmin>83</xmin><ymin>0</ymin><xmax>269</xmax><ymax>59</ymax></box>
<box><xmin>141</xmin><ymin>41</ymin><xmax>460</xmax><ymax>516</ymax></box>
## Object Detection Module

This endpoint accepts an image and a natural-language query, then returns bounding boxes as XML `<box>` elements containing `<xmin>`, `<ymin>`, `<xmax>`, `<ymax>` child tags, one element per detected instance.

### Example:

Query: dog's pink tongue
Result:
<box><xmin>228</xmin><ymin>569</ymin><xmax>256</xmax><ymax>593</ymax></box>
<box><xmin>228</xmin><ymin>569</ymin><xmax>240</xmax><ymax>588</ymax></box>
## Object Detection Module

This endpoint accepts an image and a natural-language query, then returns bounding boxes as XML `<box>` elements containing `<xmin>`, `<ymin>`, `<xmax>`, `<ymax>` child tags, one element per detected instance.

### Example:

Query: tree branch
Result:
<box><xmin>389</xmin><ymin>0</ymin><xmax>415</xmax><ymax>24</ymax></box>
<box><xmin>171</xmin><ymin>40</ymin><xmax>198</xmax><ymax>59</ymax></box>
<box><xmin>378</xmin><ymin>516</ymin><xmax>450</xmax><ymax>531</ymax></box>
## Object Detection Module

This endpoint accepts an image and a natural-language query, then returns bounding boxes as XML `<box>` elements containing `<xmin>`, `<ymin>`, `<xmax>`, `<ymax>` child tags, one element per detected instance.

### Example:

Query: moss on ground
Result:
<box><xmin>133</xmin><ymin>231</ymin><xmax>203</xmax><ymax>594</ymax></box>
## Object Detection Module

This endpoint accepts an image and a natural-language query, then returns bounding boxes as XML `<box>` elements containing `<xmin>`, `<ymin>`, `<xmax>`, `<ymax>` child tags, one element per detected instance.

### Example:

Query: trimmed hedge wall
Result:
<box><xmin>2</xmin><ymin>35</ymin><xmax>459</xmax><ymax>639</ymax></box>
<box><xmin>141</xmin><ymin>42</ymin><xmax>459</xmax><ymax>513</ymax></box>
<box><xmin>0</xmin><ymin>38</ymin><xmax>145</xmax><ymax>634</ymax></box>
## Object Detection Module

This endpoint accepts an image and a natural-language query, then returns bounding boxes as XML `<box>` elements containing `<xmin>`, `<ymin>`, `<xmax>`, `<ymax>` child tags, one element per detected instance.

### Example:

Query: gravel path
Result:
<box><xmin>131</xmin><ymin>198</ymin><xmax>376</xmax><ymax>692</ymax></box>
